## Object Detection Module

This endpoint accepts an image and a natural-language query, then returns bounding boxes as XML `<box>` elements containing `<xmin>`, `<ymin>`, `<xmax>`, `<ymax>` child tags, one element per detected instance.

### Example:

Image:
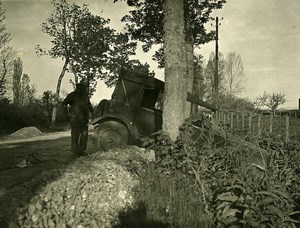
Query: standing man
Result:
<box><xmin>62</xmin><ymin>79</ymin><xmax>94</xmax><ymax>158</ymax></box>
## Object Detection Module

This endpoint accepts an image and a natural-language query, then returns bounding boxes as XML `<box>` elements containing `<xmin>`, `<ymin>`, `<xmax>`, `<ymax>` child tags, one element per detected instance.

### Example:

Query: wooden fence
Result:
<box><xmin>211</xmin><ymin>111</ymin><xmax>300</xmax><ymax>143</ymax></box>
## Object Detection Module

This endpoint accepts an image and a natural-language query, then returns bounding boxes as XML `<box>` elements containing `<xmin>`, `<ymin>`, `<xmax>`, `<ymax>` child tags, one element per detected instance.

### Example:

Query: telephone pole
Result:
<box><xmin>215</xmin><ymin>17</ymin><xmax>220</xmax><ymax>109</ymax></box>
<box><xmin>214</xmin><ymin>16</ymin><xmax>220</xmax><ymax>109</ymax></box>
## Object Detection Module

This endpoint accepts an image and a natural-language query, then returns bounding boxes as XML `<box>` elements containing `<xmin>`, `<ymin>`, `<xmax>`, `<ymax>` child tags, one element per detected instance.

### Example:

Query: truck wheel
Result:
<box><xmin>93</xmin><ymin>121</ymin><xmax>129</xmax><ymax>151</ymax></box>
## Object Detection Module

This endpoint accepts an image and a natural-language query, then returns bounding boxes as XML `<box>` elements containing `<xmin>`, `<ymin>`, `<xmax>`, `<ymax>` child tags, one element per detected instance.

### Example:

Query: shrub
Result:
<box><xmin>0</xmin><ymin>98</ymin><xmax>68</xmax><ymax>136</ymax></box>
<box><xmin>142</xmin><ymin>114</ymin><xmax>300</xmax><ymax>227</ymax></box>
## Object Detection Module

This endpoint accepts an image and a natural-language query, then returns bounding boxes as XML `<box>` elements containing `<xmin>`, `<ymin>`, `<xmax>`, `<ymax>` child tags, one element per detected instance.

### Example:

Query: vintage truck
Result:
<box><xmin>92</xmin><ymin>69</ymin><xmax>165</xmax><ymax>151</ymax></box>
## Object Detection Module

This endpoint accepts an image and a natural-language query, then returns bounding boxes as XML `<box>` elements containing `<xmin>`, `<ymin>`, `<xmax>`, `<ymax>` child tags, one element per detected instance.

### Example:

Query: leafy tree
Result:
<box><xmin>36</xmin><ymin>0</ymin><xmax>88</xmax><ymax>128</ymax></box>
<box><xmin>119</xmin><ymin>0</ymin><xmax>225</xmax><ymax>68</ymax></box>
<box><xmin>0</xmin><ymin>1</ymin><xmax>13</xmax><ymax>98</ymax></box>
<box><xmin>19</xmin><ymin>73</ymin><xmax>37</xmax><ymax>106</ymax></box>
<box><xmin>37</xmin><ymin>0</ymin><xmax>140</xmax><ymax>127</ymax></box>
<box><xmin>255</xmin><ymin>91</ymin><xmax>286</xmax><ymax>114</ymax></box>
<box><xmin>42</xmin><ymin>90</ymin><xmax>55</xmax><ymax>124</ymax></box>
<box><xmin>12</xmin><ymin>57</ymin><xmax>22</xmax><ymax>105</ymax></box>
<box><xmin>223</xmin><ymin>52</ymin><xmax>246</xmax><ymax>97</ymax></box>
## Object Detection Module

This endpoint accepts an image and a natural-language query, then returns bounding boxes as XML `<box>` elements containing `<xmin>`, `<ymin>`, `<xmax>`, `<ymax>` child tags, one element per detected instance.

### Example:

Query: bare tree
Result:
<box><xmin>255</xmin><ymin>91</ymin><xmax>286</xmax><ymax>114</ymax></box>
<box><xmin>224</xmin><ymin>52</ymin><xmax>246</xmax><ymax>97</ymax></box>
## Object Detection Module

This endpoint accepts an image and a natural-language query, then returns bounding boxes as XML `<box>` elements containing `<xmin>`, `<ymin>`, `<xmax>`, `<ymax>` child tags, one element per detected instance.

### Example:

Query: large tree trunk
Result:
<box><xmin>50</xmin><ymin>59</ymin><xmax>69</xmax><ymax>128</ymax></box>
<box><xmin>163</xmin><ymin>0</ymin><xmax>188</xmax><ymax>141</ymax></box>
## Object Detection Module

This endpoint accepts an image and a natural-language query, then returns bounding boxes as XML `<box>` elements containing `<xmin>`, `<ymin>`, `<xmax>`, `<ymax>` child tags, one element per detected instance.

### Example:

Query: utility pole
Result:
<box><xmin>214</xmin><ymin>16</ymin><xmax>219</xmax><ymax>109</ymax></box>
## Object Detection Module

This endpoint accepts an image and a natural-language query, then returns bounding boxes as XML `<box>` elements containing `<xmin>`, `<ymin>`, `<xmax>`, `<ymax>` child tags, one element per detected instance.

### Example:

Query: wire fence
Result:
<box><xmin>211</xmin><ymin>111</ymin><xmax>300</xmax><ymax>143</ymax></box>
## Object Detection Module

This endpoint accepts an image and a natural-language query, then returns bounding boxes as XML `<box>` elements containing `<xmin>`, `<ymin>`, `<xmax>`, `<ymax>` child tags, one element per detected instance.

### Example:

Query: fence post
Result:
<box><xmin>221</xmin><ymin>111</ymin><xmax>224</xmax><ymax>127</ymax></box>
<box><xmin>248</xmin><ymin>113</ymin><xmax>252</xmax><ymax>132</ymax></box>
<box><xmin>285</xmin><ymin>115</ymin><xmax>289</xmax><ymax>143</ymax></box>
<box><xmin>258</xmin><ymin>114</ymin><xmax>261</xmax><ymax>136</ymax></box>
<box><xmin>230</xmin><ymin>113</ymin><xmax>234</xmax><ymax>129</ymax></box>
<box><xmin>242</xmin><ymin>114</ymin><xmax>245</xmax><ymax>130</ymax></box>
<box><xmin>269</xmin><ymin>114</ymin><xmax>273</xmax><ymax>134</ymax></box>
<box><xmin>227</xmin><ymin>114</ymin><xmax>230</xmax><ymax>127</ymax></box>
<box><xmin>236</xmin><ymin>114</ymin><xmax>239</xmax><ymax>130</ymax></box>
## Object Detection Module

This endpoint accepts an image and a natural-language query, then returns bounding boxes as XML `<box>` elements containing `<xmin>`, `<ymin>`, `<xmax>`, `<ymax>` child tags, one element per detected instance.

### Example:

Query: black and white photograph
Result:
<box><xmin>0</xmin><ymin>0</ymin><xmax>300</xmax><ymax>227</ymax></box>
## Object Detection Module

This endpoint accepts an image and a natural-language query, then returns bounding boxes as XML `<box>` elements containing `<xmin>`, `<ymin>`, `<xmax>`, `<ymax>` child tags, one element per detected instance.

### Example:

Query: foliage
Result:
<box><xmin>143</xmin><ymin>114</ymin><xmax>300</xmax><ymax>227</ymax></box>
<box><xmin>42</xmin><ymin>90</ymin><xmax>55</xmax><ymax>124</ymax></box>
<box><xmin>0</xmin><ymin>1</ymin><xmax>13</xmax><ymax>98</ymax></box>
<box><xmin>255</xmin><ymin>91</ymin><xmax>286</xmax><ymax>114</ymax></box>
<box><xmin>133</xmin><ymin>163</ymin><xmax>212</xmax><ymax>227</ymax></box>
<box><xmin>0</xmin><ymin>47</ymin><xmax>14</xmax><ymax>97</ymax></box>
<box><xmin>193</xmin><ymin>54</ymin><xmax>206</xmax><ymax>99</ymax></box>
<box><xmin>12</xmin><ymin>58</ymin><xmax>37</xmax><ymax>107</ymax></box>
<box><xmin>219</xmin><ymin>94</ymin><xmax>255</xmax><ymax>112</ymax></box>
<box><xmin>37</xmin><ymin>0</ymin><xmax>132</xmax><ymax>126</ymax></box>
<box><xmin>0</xmin><ymin>96</ymin><xmax>68</xmax><ymax>136</ymax></box>
<box><xmin>37</xmin><ymin>0</ymin><xmax>147</xmax><ymax>94</ymax></box>
<box><xmin>119</xmin><ymin>0</ymin><xmax>226</xmax><ymax>68</ymax></box>
<box><xmin>19</xmin><ymin>74</ymin><xmax>37</xmax><ymax>106</ymax></box>
<box><xmin>213</xmin><ymin>165</ymin><xmax>295</xmax><ymax>227</ymax></box>
<box><xmin>12</xmin><ymin>57</ymin><xmax>22</xmax><ymax>104</ymax></box>
<box><xmin>0</xmin><ymin>1</ymin><xmax>11</xmax><ymax>49</ymax></box>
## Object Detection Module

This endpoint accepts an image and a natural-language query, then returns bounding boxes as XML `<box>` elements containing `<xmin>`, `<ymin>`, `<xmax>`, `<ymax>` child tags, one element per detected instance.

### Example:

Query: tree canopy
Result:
<box><xmin>37</xmin><ymin>0</ymin><xmax>152</xmax><ymax>126</ymax></box>
<box><xmin>120</xmin><ymin>0</ymin><xmax>226</xmax><ymax>68</ymax></box>
<box><xmin>37</xmin><ymin>0</ymin><xmax>153</xmax><ymax>93</ymax></box>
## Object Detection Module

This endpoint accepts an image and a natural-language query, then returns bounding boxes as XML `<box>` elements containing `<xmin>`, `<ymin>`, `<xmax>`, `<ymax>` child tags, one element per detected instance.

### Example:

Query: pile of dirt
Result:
<box><xmin>9</xmin><ymin>127</ymin><xmax>43</xmax><ymax>139</ymax></box>
<box><xmin>0</xmin><ymin>146</ymin><xmax>155</xmax><ymax>227</ymax></box>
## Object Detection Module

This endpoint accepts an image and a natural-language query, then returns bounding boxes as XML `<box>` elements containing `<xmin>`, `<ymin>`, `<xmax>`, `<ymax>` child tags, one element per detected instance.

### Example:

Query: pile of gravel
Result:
<box><xmin>9</xmin><ymin>127</ymin><xmax>43</xmax><ymax>139</ymax></box>
<box><xmin>0</xmin><ymin>146</ymin><xmax>155</xmax><ymax>227</ymax></box>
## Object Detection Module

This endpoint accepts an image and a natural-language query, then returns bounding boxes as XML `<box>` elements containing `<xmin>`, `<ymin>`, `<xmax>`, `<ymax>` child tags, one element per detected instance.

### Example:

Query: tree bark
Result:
<box><xmin>163</xmin><ymin>0</ymin><xmax>188</xmax><ymax>141</ymax></box>
<box><xmin>50</xmin><ymin>59</ymin><xmax>69</xmax><ymax>128</ymax></box>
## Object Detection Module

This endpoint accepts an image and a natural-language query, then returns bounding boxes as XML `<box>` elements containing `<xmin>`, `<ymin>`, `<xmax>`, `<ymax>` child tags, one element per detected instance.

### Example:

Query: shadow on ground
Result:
<box><xmin>0</xmin><ymin>134</ymin><xmax>97</xmax><ymax>227</ymax></box>
<box><xmin>114</xmin><ymin>201</ymin><xmax>170</xmax><ymax>228</ymax></box>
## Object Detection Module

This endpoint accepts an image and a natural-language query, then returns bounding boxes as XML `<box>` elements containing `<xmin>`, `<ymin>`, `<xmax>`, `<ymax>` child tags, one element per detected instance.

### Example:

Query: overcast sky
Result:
<box><xmin>2</xmin><ymin>0</ymin><xmax>300</xmax><ymax>108</ymax></box>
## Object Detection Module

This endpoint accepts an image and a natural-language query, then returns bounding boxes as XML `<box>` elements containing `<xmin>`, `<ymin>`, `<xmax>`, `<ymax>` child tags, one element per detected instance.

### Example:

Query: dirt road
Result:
<box><xmin>0</xmin><ymin>130</ymin><xmax>96</xmax><ymax>190</ymax></box>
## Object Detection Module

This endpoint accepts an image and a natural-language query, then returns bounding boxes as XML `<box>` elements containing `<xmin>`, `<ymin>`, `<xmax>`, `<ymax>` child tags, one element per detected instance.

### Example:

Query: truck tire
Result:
<box><xmin>93</xmin><ymin>120</ymin><xmax>129</xmax><ymax>151</ymax></box>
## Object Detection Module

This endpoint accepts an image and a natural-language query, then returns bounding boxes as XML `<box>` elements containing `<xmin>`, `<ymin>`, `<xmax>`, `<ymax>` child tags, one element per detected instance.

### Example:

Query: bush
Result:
<box><xmin>142</xmin><ymin>114</ymin><xmax>300</xmax><ymax>227</ymax></box>
<box><xmin>0</xmin><ymin>98</ymin><xmax>68</xmax><ymax>136</ymax></box>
